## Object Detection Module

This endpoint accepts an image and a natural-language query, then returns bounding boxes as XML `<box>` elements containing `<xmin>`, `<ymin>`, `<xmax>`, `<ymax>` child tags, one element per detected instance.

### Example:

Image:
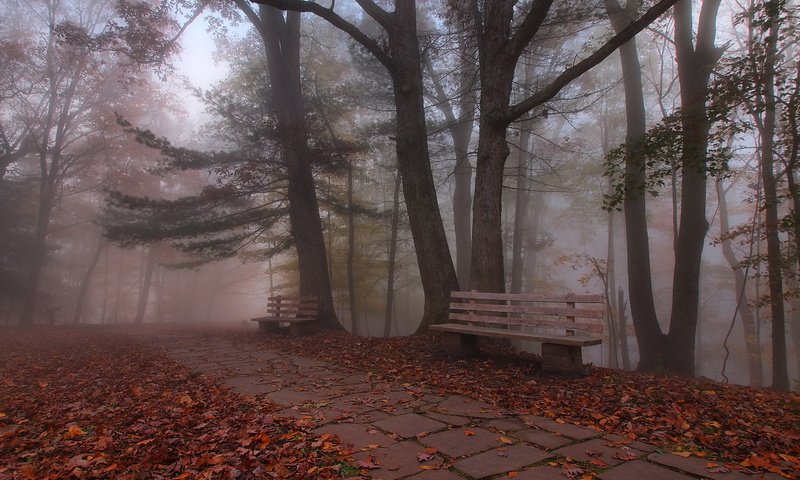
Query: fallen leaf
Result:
<box><xmin>498</xmin><ymin>436</ymin><xmax>514</xmax><ymax>444</ymax></box>
<box><xmin>464</xmin><ymin>429</ymin><xmax>476</xmax><ymax>436</ymax></box>
<box><xmin>64</xmin><ymin>425</ymin><xmax>87</xmax><ymax>439</ymax></box>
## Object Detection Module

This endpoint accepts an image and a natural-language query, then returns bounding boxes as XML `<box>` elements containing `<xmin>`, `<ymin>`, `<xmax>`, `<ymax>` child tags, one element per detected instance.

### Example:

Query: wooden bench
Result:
<box><xmin>430</xmin><ymin>291</ymin><xmax>605</xmax><ymax>374</ymax></box>
<box><xmin>251</xmin><ymin>295</ymin><xmax>319</xmax><ymax>336</ymax></box>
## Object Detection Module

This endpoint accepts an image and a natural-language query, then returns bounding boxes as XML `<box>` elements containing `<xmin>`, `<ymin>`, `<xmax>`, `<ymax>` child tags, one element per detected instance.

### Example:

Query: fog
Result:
<box><xmin>1</xmin><ymin>0</ymin><xmax>798</xmax><ymax>390</ymax></box>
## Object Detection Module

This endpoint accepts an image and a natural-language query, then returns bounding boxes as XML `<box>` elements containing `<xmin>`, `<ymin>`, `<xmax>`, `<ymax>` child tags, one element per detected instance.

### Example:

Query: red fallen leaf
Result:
<box><xmin>366</xmin><ymin>428</ymin><xmax>380</xmax><ymax>435</ymax></box>
<box><xmin>498</xmin><ymin>436</ymin><xmax>514</xmax><ymax>444</ymax></box>
<box><xmin>357</xmin><ymin>456</ymin><xmax>381</xmax><ymax>469</ymax></box>
<box><xmin>95</xmin><ymin>435</ymin><xmax>113</xmax><ymax>450</ymax></box>
<box><xmin>614</xmin><ymin>451</ymin><xmax>637</xmax><ymax>461</ymax></box>
<box><xmin>508</xmin><ymin>471</ymin><xmax>519</xmax><ymax>478</ymax></box>
<box><xmin>562</xmin><ymin>463</ymin><xmax>584</xmax><ymax>479</ymax></box>
<box><xmin>589</xmin><ymin>458</ymin><xmax>609</xmax><ymax>467</ymax></box>
<box><xmin>418</xmin><ymin>450</ymin><xmax>437</xmax><ymax>462</ymax></box>
<box><xmin>464</xmin><ymin>429</ymin><xmax>476</xmax><ymax>436</ymax></box>
<box><xmin>585</xmin><ymin>448</ymin><xmax>603</xmax><ymax>457</ymax></box>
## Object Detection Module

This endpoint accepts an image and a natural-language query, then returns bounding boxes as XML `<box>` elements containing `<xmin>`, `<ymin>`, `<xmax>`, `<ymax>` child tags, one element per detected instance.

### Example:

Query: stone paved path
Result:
<box><xmin>135</xmin><ymin>330</ymin><xmax>779</xmax><ymax>480</ymax></box>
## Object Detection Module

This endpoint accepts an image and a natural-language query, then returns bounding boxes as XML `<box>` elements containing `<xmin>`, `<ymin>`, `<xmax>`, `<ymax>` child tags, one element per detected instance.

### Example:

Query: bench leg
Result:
<box><xmin>442</xmin><ymin>332</ymin><xmax>479</xmax><ymax>357</ymax></box>
<box><xmin>541</xmin><ymin>343</ymin><xmax>583</xmax><ymax>375</ymax></box>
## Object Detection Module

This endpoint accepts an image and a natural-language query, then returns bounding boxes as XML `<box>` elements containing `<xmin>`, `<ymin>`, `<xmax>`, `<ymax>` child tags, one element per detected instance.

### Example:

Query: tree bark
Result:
<box><xmin>133</xmin><ymin>247</ymin><xmax>156</xmax><ymax>324</ymax></box>
<box><xmin>72</xmin><ymin>238</ymin><xmax>104</xmax><ymax>325</ymax></box>
<box><xmin>510</xmin><ymin>118</ymin><xmax>533</xmax><ymax>294</ymax></box>
<box><xmin>240</xmin><ymin>3</ymin><xmax>342</xmax><ymax>329</ymax></box>
<box><xmin>347</xmin><ymin>159</ymin><xmax>358</xmax><ymax>335</ymax></box>
<box><xmin>384</xmin><ymin>170</ymin><xmax>401</xmax><ymax>338</ymax></box>
<box><xmin>605</xmin><ymin>0</ymin><xmax>666</xmax><ymax>370</ymax></box>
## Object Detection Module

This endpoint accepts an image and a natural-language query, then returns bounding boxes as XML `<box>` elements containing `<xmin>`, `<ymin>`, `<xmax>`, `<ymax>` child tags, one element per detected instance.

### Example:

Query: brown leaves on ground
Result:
<box><xmin>236</xmin><ymin>329</ymin><xmax>800</xmax><ymax>478</ymax></box>
<box><xmin>0</xmin><ymin>328</ymin><xmax>348</xmax><ymax>479</ymax></box>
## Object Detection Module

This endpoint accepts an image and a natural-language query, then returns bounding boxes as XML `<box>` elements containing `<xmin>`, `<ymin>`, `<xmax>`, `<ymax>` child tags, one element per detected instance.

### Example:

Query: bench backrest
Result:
<box><xmin>449</xmin><ymin>291</ymin><xmax>604</xmax><ymax>337</ymax></box>
<box><xmin>267</xmin><ymin>295</ymin><xmax>320</xmax><ymax>319</ymax></box>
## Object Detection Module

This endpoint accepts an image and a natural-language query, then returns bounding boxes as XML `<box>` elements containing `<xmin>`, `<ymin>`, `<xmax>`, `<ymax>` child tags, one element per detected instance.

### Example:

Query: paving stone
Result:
<box><xmin>503</xmin><ymin>466</ymin><xmax>570</xmax><ymax>479</ymax></box>
<box><xmin>511</xmin><ymin>428</ymin><xmax>571</xmax><ymax>450</ymax></box>
<box><xmin>372</xmin><ymin>413</ymin><xmax>448</xmax><ymax>439</ymax></box>
<box><xmin>453</xmin><ymin>444</ymin><xmax>553</xmax><ymax>479</ymax></box>
<box><xmin>423</xmin><ymin>412</ymin><xmax>471</xmax><ymax>427</ymax></box>
<box><xmin>434</xmin><ymin>395</ymin><xmax>506</xmax><ymax>419</ymax></box>
<box><xmin>555</xmin><ymin>438</ymin><xmax>643</xmax><ymax>467</ymax></box>
<box><xmin>266</xmin><ymin>389</ymin><xmax>333</xmax><ymax>405</ymax></box>
<box><xmin>483</xmin><ymin>417</ymin><xmax>530</xmax><ymax>432</ymax></box>
<box><xmin>598</xmin><ymin>460</ymin><xmax>694</xmax><ymax>480</ymax></box>
<box><xmin>649</xmin><ymin>453</ymin><xmax>784</xmax><ymax>480</ymax></box>
<box><xmin>353</xmin><ymin>441</ymin><xmax>442</xmax><ymax>480</ymax></box>
<box><xmin>420</xmin><ymin>427</ymin><xmax>503</xmax><ymax>458</ymax></box>
<box><xmin>522</xmin><ymin>415</ymin><xmax>602</xmax><ymax>440</ymax></box>
<box><xmin>406</xmin><ymin>469</ymin><xmax>464</xmax><ymax>479</ymax></box>
<box><xmin>313</xmin><ymin>423</ymin><xmax>396</xmax><ymax>450</ymax></box>
<box><xmin>603</xmin><ymin>434</ymin><xmax>659</xmax><ymax>453</ymax></box>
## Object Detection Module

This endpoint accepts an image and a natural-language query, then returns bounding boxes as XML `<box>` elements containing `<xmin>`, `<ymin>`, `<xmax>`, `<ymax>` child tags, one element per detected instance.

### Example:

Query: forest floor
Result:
<box><xmin>0</xmin><ymin>324</ymin><xmax>798</xmax><ymax>479</ymax></box>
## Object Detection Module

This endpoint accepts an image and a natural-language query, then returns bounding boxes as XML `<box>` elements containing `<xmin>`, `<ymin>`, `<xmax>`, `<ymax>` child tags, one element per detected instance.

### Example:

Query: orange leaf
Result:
<box><xmin>64</xmin><ymin>425</ymin><xmax>87</xmax><ymax>439</ymax></box>
<box><xmin>464</xmin><ymin>430</ymin><xmax>476</xmax><ymax>436</ymax></box>
<box><xmin>498</xmin><ymin>436</ymin><xmax>514</xmax><ymax>445</ymax></box>
<box><xmin>508</xmin><ymin>471</ymin><xmax>519</xmax><ymax>478</ymax></box>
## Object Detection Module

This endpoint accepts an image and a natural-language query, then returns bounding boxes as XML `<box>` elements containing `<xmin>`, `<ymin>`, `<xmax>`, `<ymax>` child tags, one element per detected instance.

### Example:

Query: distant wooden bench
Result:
<box><xmin>251</xmin><ymin>295</ymin><xmax>319</xmax><ymax>336</ymax></box>
<box><xmin>430</xmin><ymin>291</ymin><xmax>605</xmax><ymax>374</ymax></box>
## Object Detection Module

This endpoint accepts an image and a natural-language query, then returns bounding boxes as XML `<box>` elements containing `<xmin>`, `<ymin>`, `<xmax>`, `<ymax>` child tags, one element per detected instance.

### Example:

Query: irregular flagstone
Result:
<box><xmin>433</xmin><ymin>395</ymin><xmax>507</xmax><ymax>419</ymax></box>
<box><xmin>554</xmin><ymin>437</ymin><xmax>645</xmax><ymax>467</ymax></box>
<box><xmin>603</xmin><ymin>434</ymin><xmax>659</xmax><ymax>453</ymax></box>
<box><xmin>423</xmin><ymin>411</ymin><xmax>471</xmax><ymax>427</ymax></box>
<box><xmin>406</xmin><ymin>469</ymin><xmax>465</xmax><ymax>479</ymax></box>
<box><xmin>312</xmin><ymin>422</ymin><xmax>397</xmax><ymax>450</ymax></box>
<box><xmin>649</xmin><ymin>453</ymin><xmax>785</xmax><ymax>480</ymax></box>
<box><xmin>453</xmin><ymin>444</ymin><xmax>553</xmax><ymax>479</ymax></box>
<box><xmin>483</xmin><ymin>417</ymin><xmax>530</xmax><ymax>433</ymax></box>
<box><xmin>505</xmin><ymin>465</ymin><xmax>572</xmax><ymax>479</ymax></box>
<box><xmin>598</xmin><ymin>460</ymin><xmax>694</xmax><ymax>480</ymax></box>
<box><xmin>511</xmin><ymin>428</ymin><xmax>571</xmax><ymax>450</ymax></box>
<box><xmin>521</xmin><ymin>415</ymin><xmax>602</xmax><ymax>440</ymax></box>
<box><xmin>353</xmin><ymin>441</ymin><xmax>442</xmax><ymax>480</ymax></box>
<box><xmin>420</xmin><ymin>427</ymin><xmax>505</xmax><ymax>458</ymax></box>
<box><xmin>372</xmin><ymin>413</ymin><xmax>448</xmax><ymax>439</ymax></box>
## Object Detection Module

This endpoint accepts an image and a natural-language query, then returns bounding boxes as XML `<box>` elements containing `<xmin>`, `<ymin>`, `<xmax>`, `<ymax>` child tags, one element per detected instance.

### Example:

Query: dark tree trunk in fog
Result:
<box><xmin>235</xmin><ymin>2</ymin><xmax>341</xmax><ymax>329</ymax></box>
<box><xmin>427</xmin><ymin>38</ymin><xmax>477</xmax><ymax>289</ymax></box>
<box><xmin>618</xmin><ymin>288</ymin><xmax>631</xmax><ymax>370</ymax></box>
<box><xmin>134</xmin><ymin>247</ymin><xmax>156</xmax><ymax>324</ymax></box>
<box><xmin>605</xmin><ymin>0</ymin><xmax>666</xmax><ymax>371</ymax></box>
<box><xmin>510</xmin><ymin>117</ymin><xmax>534</xmax><ymax>294</ymax></box>
<box><xmin>72</xmin><ymin>238</ymin><xmax>105</xmax><ymax>325</ymax></box>
<box><xmin>666</xmin><ymin>0</ymin><xmax>721</xmax><ymax>376</ymax></box>
<box><xmin>384</xmin><ymin>171</ymin><xmax>401</xmax><ymax>338</ymax></box>
<box><xmin>250</xmin><ymin>0</ymin><xmax>458</xmax><ymax>331</ymax></box>
<box><xmin>347</xmin><ymin>160</ymin><xmax>358</xmax><ymax>335</ymax></box>
<box><xmin>753</xmin><ymin>5</ymin><xmax>788</xmax><ymax>390</ymax></box>
<box><xmin>716</xmin><ymin>179</ymin><xmax>764</xmax><ymax>386</ymax></box>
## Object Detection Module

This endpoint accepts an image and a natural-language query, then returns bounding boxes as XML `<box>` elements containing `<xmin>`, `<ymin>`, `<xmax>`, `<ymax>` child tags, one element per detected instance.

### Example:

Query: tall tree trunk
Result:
<box><xmin>666</xmin><ymin>0</ymin><xmax>721</xmax><ymax>376</ymax></box>
<box><xmin>755</xmin><ymin>2</ymin><xmax>788</xmax><ymax>390</ymax></box>
<box><xmin>347</xmin><ymin>160</ymin><xmax>358</xmax><ymax>335</ymax></box>
<box><xmin>387</xmin><ymin>4</ymin><xmax>460</xmax><ymax>332</ymax></box>
<box><xmin>618</xmin><ymin>288</ymin><xmax>632</xmax><ymax>370</ymax></box>
<box><xmin>605</xmin><ymin>0</ymin><xmax>666</xmax><ymax>370</ymax></box>
<box><xmin>716</xmin><ymin>179</ymin><xmax>764</xmax><ymax>386</ymax></box>
<box><xmin>242</xmin><ymin>4</ymin><xmax>342</xmax><ymax>329</ymax></box>
<box><xmin>134</xmin><ymin>247</ymin><xmax>156</xmax><ymax>324</ymax></box>
<box><xmin>384</xmin><ymin>171</ymin><xmax>401</xmax><ymax>338</ymax></box>
<box><xmin>72</xmin><ymin>238</ymin><xmax>104</xmax><ymax>325</ymax></box>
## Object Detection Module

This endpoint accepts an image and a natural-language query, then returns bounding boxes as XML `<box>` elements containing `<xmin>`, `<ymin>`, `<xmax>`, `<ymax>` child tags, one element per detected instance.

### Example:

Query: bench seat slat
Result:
<box><xmin>430</xmin><ymin>323</ymin><xmax>602</xmax><ymax>347</ymax></box>
<box><xmin>451</xmin><ymin>291</ymin><xmax>604</xmax><ymax>303</ymax></box>
<box><xmin>449</xmin><ymin>302</ymin><xmax>604</xmax><ymax>319</ymax></box>
<box><xmin>251</xmin><ymin>316</ymin><xmax>316</xmax><ymax>323</ymax></box>
<box><xmin>448</xmin><ymin>313</ymin><xmax>603</xmax><ymax>333</ymax></box>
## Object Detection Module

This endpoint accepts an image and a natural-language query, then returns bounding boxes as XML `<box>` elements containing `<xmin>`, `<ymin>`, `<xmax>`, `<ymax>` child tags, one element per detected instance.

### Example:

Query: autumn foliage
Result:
<box><xmin>233</xmin><ymin>329</ymin><xmax>800</xmax><ymax>478</ymax></box>
<box><xmin>0</xmin><ymin>328</ymin><xmax>348</xmax><ymax>479</ymax></box>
